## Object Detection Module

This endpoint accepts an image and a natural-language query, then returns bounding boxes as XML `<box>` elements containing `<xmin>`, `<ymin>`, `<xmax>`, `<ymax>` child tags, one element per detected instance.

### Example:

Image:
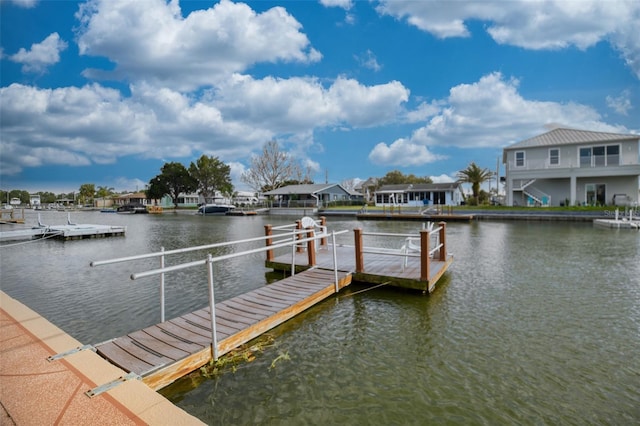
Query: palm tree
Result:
<box><xmin>456</xmin><ymin>162</ymin><xmax>494</xmax><ymax>202</ymax></box>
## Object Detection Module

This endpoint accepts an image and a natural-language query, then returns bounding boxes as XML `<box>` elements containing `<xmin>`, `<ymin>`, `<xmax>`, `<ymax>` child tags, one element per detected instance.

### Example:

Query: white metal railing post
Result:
<box><xmin>331</xmin><ymin>231</ymin><xmax>339</xmax><ymax>292</ymax></box>
<box><xmin>291</xmin><ymin>228</ymin><xmax>297</xmax><ymax>276</ymax></box>
<box><xmin>206</xmin><ymin>253</ymin><xmax>218</xmax><ymax>361</ymax></box>
<box><xmin>160</xmin><ymin>246</ymin><xmax>165</xmax><ymax>323</ymax></box>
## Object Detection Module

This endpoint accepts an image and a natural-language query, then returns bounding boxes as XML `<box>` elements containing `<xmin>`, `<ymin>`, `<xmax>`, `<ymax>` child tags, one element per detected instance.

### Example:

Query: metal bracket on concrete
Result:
<box><xmin>85</xmin><ymin>372</ymin><xmax>140</xmax><ymax>398</ymax></box>
<box><xmin>47</xmin><ymin>344</ymin><xmax>95</xmax><ymax>362</ymax></box>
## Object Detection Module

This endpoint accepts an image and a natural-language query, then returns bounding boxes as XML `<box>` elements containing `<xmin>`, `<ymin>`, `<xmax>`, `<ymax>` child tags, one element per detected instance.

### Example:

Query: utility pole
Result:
<box><xmin>496</xmin><ymin>156</ymin><xmax>500</xmax><ymax>195</ymax></box>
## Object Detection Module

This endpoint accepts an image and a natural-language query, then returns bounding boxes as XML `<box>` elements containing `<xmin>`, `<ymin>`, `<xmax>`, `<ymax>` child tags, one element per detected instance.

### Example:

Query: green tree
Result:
<box><xmin>96</xmin><ymin>186</ymin><xmax>115</xmax><ymax>198</ymax></box>
<box><xmin>189</xmin><ymin>155</ymin><xmax>233</xmax><ymax>203</ymax></box>
<box><xmin>78</xmin><ymin>183</ymin><xmax>96</xmax><ymax>205</ymax></box>
<box><xmin>147</xmin><ymin>162</ymin><xmax>197</xmax><ymax>208</ymax></box>
<box><xmin>39</xmin><ymin>192</ymin><xmax>57</xmax><ymax>204</ymax></box>
<box><xmin>378</xmin><ymin>170</ymin><xmax>433</xmax><ymax>186</ymax></box>
<box><xmin>456</xmin><ymin>162</ymin><xmax>494</xmax><ymax>205</ymax></box>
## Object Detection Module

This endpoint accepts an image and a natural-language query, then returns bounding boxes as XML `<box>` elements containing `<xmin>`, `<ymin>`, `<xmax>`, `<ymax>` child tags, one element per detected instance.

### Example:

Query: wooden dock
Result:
<box><xmin>95</xmin><ymin>268</ymin><xmax>351</xmax><ymax>390</ymax></box>
<box><xmin>268</xmin><ymin>244</ymin><xmax>452</xmax><ymax>293</ymax></box>
<box><xmin>89</xmin><ymin>218</ymin><xmax>451</xmax><ymax>391</ymax></box>
<box><xmin>0</xmin><ymin>208</ymin><xmax>25</xmax><ymax>224</ymax></box>
<box><xmin>265</xmin><ymin>220</ymin><xmax>453</xmax><ymax>293</ymax></box>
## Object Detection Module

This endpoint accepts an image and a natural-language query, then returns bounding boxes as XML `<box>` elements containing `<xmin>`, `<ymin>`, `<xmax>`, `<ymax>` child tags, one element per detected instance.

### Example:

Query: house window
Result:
<box><xmin>593</xmin><ymin>146</ymin><xmax>605</xmax><ymax>166</ymax></box>
<box><xmin>580</xmin><ymin>145</ymin><xmax>620</xmax><ymax>167</ymax></box>
<box><xmin>580</xmin><ymin>147</ymin><xmax>592</xmax><ymax>167</ymax></box>
<box><xmin>549</xmin><ymin>148</ymin><xmax>560</xmax><ymax>165</ymax></box>
<box><xmin>515</xmin><ymin>151</ymin><xmax>525</xmax><ymax>167</ymax></box>
<box><xmin>606</xmin><ymin>145</ymin><xmax>619</xmax><ymax>166</ymax></box>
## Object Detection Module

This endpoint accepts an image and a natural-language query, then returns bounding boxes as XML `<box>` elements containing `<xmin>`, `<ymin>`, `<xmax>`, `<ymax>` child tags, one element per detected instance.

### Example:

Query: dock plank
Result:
<box><xmin>232</xmin><ymin>295</ymin><xmax>283</xmax><ymax>313</ymax></box>
<box><xmin>252</xmin><ymin>287</ymin><xmax>305</xmax><ymax>303</ymax></box>
<box><xmin>158</xmin><ymin>320</ymin><xmax>215</xmax><ymax>345</ymax></box>
<box><xmin>96</xmin><ymin>341</ymin><xmax>157</xmax><ymax>373</ymax></box>
<box><xmin>244</xmin><ymin>293</ymin><xmax>292</xmax><ymax>309</ymax></box>
<box><xmin>142</xmin><ymin>325</ymin><xmax>205</xmax><ymax>353</ymax></box>
<box><xmin>127</xmin><ymin>330</ymin><xmax>190</xmax><ymax>361</ymax></box>
<box><xmin>166</xmin><ymin>317</ymin><xmax>216</xmax><ymax>339</ymax></box>
<box><xmin>220</xmin><ymin>298</ymin><xmax>276</xmax><ymax>318</ymax></box>
<box><xmin>214</xmin><ymin>306</ymin><xmax>260</xmax><ymax>326</ymax></box>
<box><xmin>96</xmin><ymin>268</ymin><xmax>350</xmax><ymax>390</ymax></box>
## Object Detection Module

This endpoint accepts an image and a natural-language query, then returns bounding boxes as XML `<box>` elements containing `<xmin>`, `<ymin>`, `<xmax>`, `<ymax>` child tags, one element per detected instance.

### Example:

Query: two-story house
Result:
<box><xmin>503</xmin><ymin>128</ymin><xmax>640</xmax><ymax>207</ymax></box>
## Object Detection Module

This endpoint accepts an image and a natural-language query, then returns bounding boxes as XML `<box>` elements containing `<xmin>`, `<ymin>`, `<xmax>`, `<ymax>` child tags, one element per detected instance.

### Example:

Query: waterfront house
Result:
<box><xmin>502</xmin><ymin>128</ymin><xmax>640</xmax><ymax>207</ymax></box>
<box><xmin>29</xmin><ymin>194</ymin><xmax>41</xmax><ymax>208</ymax></box>
<box><xmin>374</xmin><ymin>183</ymin><xmax>464</xmax><ymax>207</ymax></box>
<box><xmin>263</xmin><ymin>183</ymin><xmax>352</xmax><ymax>208</ymax></box>
<box><xmin>159</xmin><ymin>192</ymin><xmax>200</xmax><ymax>208</ymax></box>
<box><xmin>354</xmin><ymin>177</ymin><xmax>379</xmax><ymax>204</ymax></box>
<box><xmin>114</xmin><ymin>192</ymin><xmax>158</xmax><ymax>207</ymax></box>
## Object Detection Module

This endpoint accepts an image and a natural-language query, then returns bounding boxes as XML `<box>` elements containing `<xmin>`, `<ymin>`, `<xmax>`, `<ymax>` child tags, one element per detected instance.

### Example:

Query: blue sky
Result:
<box><xmin>1</xmin><ymin>0</ymin><xmax>639</xmax><ymax>194</ymax></box>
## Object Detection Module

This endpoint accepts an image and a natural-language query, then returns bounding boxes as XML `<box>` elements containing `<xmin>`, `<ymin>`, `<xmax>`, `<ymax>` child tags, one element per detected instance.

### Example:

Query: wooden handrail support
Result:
<box><xmin>354</xmin><ymin>228</ymin><xmax>364</xmax><ymax>273</ymax></box>
<box><xmin>264</xmin><ymin>224</ymin><xmax>274</xmax><ymax>262</ymax></box>
<box><xmin>296</xmin><ymin>220</ymin><xmax>304</xmax><ymax>253</ymax></box>
<box><xmin>438</xmin><ymin>221</ymin><xmax>447</xmax><ymax>261</ymax></box>
<box><xmin>420</xmin><ymin>229</ymin><xmax>430</xmax><ymax>281</ymax></box>
<box><xmin>306</xmin><ymin>228</ymin><xmax>316</xmax><ymax>266</ymax></box>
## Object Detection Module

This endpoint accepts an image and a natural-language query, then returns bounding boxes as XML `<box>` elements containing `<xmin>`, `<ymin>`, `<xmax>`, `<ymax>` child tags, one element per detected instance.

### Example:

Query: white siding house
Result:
<box><xmin>503</xmin><ymin>128</ymin><xmax>640</xmax><ymax>207</ymax></box>
<box><xmin>374</xmin><ymin>183</ymin><xmax>463</xmax><ymax>207</ymax></box>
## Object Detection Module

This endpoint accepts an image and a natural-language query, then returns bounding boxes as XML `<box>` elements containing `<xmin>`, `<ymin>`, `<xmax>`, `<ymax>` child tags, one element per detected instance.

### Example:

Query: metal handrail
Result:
<box><xmin>129</xmin><ymin>231</ymin><xmax>339</xmax><ymax>279</ymax></box>
<box><xmin>92</xmin><ymin>228</ymin><xmax>347</xmax><ymax>361</ymax></box>
<box><xmin>358</xmin><ymin>226</ymin><xmax>444</xmax><ymax>273</ymax></box>
<box><xmin>90</xmin><ymin>229</ymin><xmax>313</xmax><ymax>267</ymax></box>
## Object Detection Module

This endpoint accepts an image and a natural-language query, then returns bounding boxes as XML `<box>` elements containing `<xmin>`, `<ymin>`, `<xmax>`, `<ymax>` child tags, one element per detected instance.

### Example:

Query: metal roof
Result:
<box><xmin>376</xmin><ymin>183</ymin><xmax>461</xmax><ymax>193</ymax></box>
<box><xmin>504</xmin><ymin>128</ymin><xmax>639</xmax><ymax>150</ymax></box>
<box><xmin>262</xmin><ymin>183</ymin><xmax>347</xmax><ymax>195</ymax></box>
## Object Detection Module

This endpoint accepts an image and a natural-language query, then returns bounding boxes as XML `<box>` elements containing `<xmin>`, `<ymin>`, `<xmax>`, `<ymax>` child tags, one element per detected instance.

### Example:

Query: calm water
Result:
<box><xmin>1</xmin><ymin>210</ymin><xmax>639</xmax><ymax>425</ymax></box>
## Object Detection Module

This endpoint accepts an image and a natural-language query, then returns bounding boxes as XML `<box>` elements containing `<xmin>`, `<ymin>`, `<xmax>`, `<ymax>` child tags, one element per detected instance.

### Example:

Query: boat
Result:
<box><xmin>116</xmin><ymin>203</ymin><xmax>149</xmax><ymax>214</ymax></box>
<box><xmin>197</xmin><ymin>203</ymin><xmax>236</xmax><ymax>215</ymax></box>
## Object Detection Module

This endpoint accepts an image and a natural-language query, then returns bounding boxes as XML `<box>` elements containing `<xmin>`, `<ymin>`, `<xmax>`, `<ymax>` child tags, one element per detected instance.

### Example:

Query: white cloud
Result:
<box><xmin>8</xmin><ymin>0</ymin><xmax>38</xmax><ymax>8</ymax></box>
<box><xmin>606</xmin><ymin>90</ymin><xmax>633</xmax><ymax>116</ymax></box>
<box><xmin>412</xmin><ymin>72</ymin><xmax>626</xmax><ymax>148</ymax></box>
<box><xmin>113</xmin><ymin>177</ymin><xmax>147</xmax><ymax>193</ymax></box>
<box><xmin>368</xmin><ymin>71</ymin><xmax>631</xmax><ymax>167</ymax></box>
<box><xmin>369</xmin><ymin>138</ymin><xmax>445</xmax><ymax>166</ymax></box>
<box><xmin>319</xmin><ymin>0</ymin><xmax>353</xmax><ymax>10</ymax></box>
<box><xmin>9</xmin><ymin>32</ymin><xmax>67</xmax><ymax>73</ymax></box>
<box><xmin>75</xmin><ymin>0</ymin><xmax>321</xmax><ymax>91</ymax></box>
<box><xmin>429</xmin><ymin>174</ymin><xmax>455</xmax><ymax>183</ymax></box>
<box><xmin>355</xmin><ymin>49</ymin><xmax>381</xmax><ymax>72</ymax></box>
<box><xmin>404</xmin><ymin>101</ymin><xmax>441</xmax><ymax>123</ymax></box>
<box><xmin>214</xmin><ymin>74</ymin><xmax>409</xmax><ymax>131</ymax></box>
<box><xmin>376</xmin><ymin>0</ymin><xmax>640</xmax><ymax>78</ymax></box>
<box><xmin>0</xmin><ymin>73</ymin><xmax>410</xmax><ymax>176</ymax></box>
<box><xmin>227</xmin><ymin>161</ymin><xmax>248</xmax><ymax>190</ymax></box>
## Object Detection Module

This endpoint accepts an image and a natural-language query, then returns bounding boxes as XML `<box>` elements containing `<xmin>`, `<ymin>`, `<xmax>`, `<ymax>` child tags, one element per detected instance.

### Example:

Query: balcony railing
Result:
<box><xmin>508</xmin><ymin>156</ymin><xmax>628</xmax><ymax>171</ymax></box>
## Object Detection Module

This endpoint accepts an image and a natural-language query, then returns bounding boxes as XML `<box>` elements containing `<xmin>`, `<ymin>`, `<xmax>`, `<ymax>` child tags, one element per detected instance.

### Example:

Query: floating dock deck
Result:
<box><xmin>356</xmin><ymin>212</ymin><xmax>474</xmax><ymax>222</ymax></box>
<box><xmin>593</xmin><ymin>218</ymin><xmax>640</xmax><ymax>229</ymax></box>
<box><xmin>94</xmin><ymin>268</ymin><xmax>351</xmax><ymax>391</ymax></box>
<box><xmin>0</xmin><ymin>223</ymin><xmax>126</xmax><ymax>242</ymax></box>
<box><xmin>268</xmin><ymin>244</ymin><xmax>452</xmax><ymax>293</ymax></box>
